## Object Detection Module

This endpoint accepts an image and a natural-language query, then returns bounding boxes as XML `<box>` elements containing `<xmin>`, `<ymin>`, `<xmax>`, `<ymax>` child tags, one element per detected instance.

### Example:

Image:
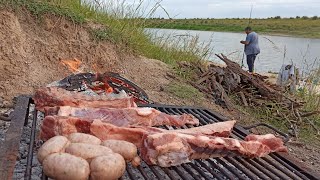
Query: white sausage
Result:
<box><xmin>37</xmin><ymin>136</ymin><xmax>70</xmax><ymax>163</ymax></box>
<box><xmin>90</xmin><ymin>153</ymin><xmax>126</xmax><ymax>180</ymax></box>
<box><xmin>101</xmin><ymin>139</ymin><xmax>141</xmax><ymax>166</ymax></box>
<box><xmin>65</xmin><ymin>143</ymin><xmax>113</xmax><ymax>162</ymax></box>
<box><xmin>43</xmin><ymin>153</ymin><xmax>90</xmax><ymax>180</ymax></box>
<box><xmin>68</xmin><ymin>133</ymin><xmax>101</xmax><ymax>145</ymax></box>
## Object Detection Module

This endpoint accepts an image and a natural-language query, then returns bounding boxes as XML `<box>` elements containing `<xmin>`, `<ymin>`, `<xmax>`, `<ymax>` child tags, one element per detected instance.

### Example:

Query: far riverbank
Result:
<box><xmin>146</xmin><ymin>18</ymin><xmax>320</xmax><ymax>39</ymax></box>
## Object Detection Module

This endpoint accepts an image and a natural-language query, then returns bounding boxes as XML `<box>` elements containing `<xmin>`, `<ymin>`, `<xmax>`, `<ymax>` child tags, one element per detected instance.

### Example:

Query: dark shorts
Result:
<box><xmin>247</xmin><ymin>54</ymin><xmax>258</xmax><ymax>72</ymax></box>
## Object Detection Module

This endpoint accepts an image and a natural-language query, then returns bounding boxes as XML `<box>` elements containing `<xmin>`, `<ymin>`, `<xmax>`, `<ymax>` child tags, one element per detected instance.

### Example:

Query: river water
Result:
<box><xmin>146</xmin><ymin>28</ymin><xmax>320</xmax><ymax>73</ymax></box>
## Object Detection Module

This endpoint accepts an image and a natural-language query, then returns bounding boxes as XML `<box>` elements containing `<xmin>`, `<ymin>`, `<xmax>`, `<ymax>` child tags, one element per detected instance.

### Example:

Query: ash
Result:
<box><xmin>13</xmin><ymin>105</ymin><xmax>44</xmax><ymax>180</ymax></box>
<box><xmin>0</xmin><ymin>108</ymin><xmax>12</xmax><ymax>145</ymax></box>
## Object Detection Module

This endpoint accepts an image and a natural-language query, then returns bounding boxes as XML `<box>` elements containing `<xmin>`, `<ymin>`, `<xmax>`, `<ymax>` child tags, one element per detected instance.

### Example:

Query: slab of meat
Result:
<box><xmin>141</xmin><ymin>132</ymin><xmax>288</xmax><ymax>167</ymax></box>
<box><xmin>90</xmin><ymin>120</ymin><xmax>161</xmax><ymax>147</ymax></box>
<box><xmin>44</xmin><ymin>106</ymin><xmax>200</xmax><ymax>127</ymax></box>
<box><xmin>40</xmin><ymin>116</ymin><xmax>92</xmax><ymax>140</ymax></box>
<box><xmin>173</xmin><ymin>120</ymin><xmax>235</xmax><ymax>137</ymax></box>
<box><xmin>90</xmin><ymin>120</ymin><xmax>235</xmax><ymax>146</ymax></box>
<box><xmin>34</xmin><ymin>87</ymin><xmax>136</xmax><ymax>111</ymax></box>
<box><xmin>40</xmin><ymin>116</ymin><xmax>235</xmax><ymax>145</ymax></box>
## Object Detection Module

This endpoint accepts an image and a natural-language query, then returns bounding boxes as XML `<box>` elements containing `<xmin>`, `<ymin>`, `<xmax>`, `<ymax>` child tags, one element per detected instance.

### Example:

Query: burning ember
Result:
<box><xmin>61</xmin><ymin>58</ymin><xmax>82</xmax><ymax>73</ymax></box>
<box><xmin>59</xmin><ymin>58</ymin><xmax>113</xmax><ymax>94</ymax></box>
<box><xmin>56</xmin><ymin>58</ymin><xmax>149</xmax><ymax>103</ymax></box>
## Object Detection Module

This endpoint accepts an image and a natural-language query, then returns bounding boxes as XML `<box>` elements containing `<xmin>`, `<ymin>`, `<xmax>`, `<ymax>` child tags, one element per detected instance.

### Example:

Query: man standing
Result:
<box><xmin>240</xmin><ymin>27</ymin><xmax>260</xmax><ymax>73</ymax></box>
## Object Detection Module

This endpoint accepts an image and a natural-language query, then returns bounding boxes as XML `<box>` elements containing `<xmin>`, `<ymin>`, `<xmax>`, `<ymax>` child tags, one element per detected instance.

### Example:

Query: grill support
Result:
<box><xmin>25</xmin><ymin>108</ymin><xmax>37</xmax><ymax>180</ymax></box>
<box><xmin>0</xmin><ymin>96</ymin><xmax>30</xmax><ymax>180</ymax></box>
<box><xmin>1</xmin><ymin>96</ymin><xmax>319</xmax><ymax>180</ymax></box>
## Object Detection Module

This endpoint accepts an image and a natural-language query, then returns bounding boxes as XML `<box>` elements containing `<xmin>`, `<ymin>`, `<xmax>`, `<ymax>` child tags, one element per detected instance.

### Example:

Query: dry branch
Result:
<box><xmin>188</xmin><ymin>54</ymin><xmax>316</xmax><ymax>138</ymax></box>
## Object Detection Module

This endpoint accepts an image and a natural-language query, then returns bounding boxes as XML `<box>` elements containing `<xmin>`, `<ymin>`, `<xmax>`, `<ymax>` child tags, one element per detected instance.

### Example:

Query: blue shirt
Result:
<box><xmin>245</xmin><ymin>32</ymin><xmax>260</xmax><ymax>55</ymax></box>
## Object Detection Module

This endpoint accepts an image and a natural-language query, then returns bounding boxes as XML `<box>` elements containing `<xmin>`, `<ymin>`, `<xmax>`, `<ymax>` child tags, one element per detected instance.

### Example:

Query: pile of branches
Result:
<box><xmin>187</xmin><ymin>54</ymin><xmax>319</xmax><ymax>137</ymax></box>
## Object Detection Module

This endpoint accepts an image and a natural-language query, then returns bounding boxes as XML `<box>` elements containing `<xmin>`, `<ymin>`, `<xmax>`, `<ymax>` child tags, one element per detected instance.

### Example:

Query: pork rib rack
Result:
<box><xmin>44</xmin><ymin>106</ymin><xmax>199</xmax><ymax>127</ymax></box>
<box><xmin>34</xmin><ymin>87</ymin><xmax>137</xmax><ymax>111</ymax></box>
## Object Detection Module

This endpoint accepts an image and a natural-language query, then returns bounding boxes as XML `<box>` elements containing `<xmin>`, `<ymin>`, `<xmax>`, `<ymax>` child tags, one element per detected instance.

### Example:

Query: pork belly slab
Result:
<box><xmin>40</xmin><ymin>116</ymin><xmax>235</xmax><ymax>144</ymax></box>
<box><xmin>44</xmin><ymin>106</ymin><xmax>200</xmax><ymax>127</ymax></box>
<box><xmin>140</xmin><ymin>132</ymin><xmax>288</xmax><ymax>167</ymax></box>
<box><xmin>34</xmin><ymin>87</ymin><xmax>136</xmax><ymax>111</ymax></box>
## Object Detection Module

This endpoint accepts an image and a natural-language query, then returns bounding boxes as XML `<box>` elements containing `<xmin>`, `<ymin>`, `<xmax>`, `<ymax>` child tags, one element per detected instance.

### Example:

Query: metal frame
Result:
<box><xmin>0</xmin><ymin>96</ymin><xmax>31</xmax><ymax>180</ymax></box>
<box><xmin>1</xmin><ymin>96</ymin><xmax>319</xmax><ymax>180</ymax></box>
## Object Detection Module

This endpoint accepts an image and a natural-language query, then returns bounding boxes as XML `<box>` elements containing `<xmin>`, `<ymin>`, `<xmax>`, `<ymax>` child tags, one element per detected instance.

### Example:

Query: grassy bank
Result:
<box><xmin>1</xmin><ymin>0</ymin><xmax>210</xmax><ymax>66</ymax></box>
<box><xmin>146</xmin><ymin>18</ymin><xmax>320</xmax><ymax>38</ymax></box>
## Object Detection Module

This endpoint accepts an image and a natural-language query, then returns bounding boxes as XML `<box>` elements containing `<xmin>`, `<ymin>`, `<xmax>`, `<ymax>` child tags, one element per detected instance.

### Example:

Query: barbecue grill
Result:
<box><xmin>1</xmin><ymin>96</ymin><xmax>319</xmax><ymax>180</ymax></box>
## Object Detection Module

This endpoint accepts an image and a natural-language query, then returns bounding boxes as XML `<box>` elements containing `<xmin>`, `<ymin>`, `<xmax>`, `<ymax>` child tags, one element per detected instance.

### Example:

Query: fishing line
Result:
<box><xmin>241</xmin><ymin>4</ymin><xmax>254</xmax><ymax>68</ymax></box>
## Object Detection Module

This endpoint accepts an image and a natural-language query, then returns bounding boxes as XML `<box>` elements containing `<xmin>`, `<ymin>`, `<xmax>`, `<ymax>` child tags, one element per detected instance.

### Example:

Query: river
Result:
<box><xmin>146</xmin><ymin>28</ymin><xmax>320</xmax><ymax>73</ymax></box>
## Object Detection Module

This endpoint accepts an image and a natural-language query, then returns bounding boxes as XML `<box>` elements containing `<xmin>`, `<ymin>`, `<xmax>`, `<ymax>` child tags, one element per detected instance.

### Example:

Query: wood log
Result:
<box><xmin>215</xmin><ymin>54</ymin><xmax>280</xmax><ymax>99</ymax></box>
<box><xmin>239</xmin><ymin>92</ymin><xmax>248</xmax><ymax>107</ymax></box>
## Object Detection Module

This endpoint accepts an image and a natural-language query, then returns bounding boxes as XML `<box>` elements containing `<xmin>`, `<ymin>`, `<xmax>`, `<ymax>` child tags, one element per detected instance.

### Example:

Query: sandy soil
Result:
<box><xmin>0</xmin><ymin>10</ymin><xmax>123</xmax><ymax>103</ymax></box>
<box><xmin>0</xmin><ymin>9</ymin><xmax>319</xmax><ymax>175</ymax></box>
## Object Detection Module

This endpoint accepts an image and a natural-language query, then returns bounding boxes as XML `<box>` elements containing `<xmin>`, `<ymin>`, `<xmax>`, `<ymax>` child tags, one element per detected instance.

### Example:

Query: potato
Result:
<box><xmin>43</xmin><ymin>153</ymin><xmax>90</xmax><ymax>180</ymax></box>
<box><xmin>101</xmin><ymin>140</ymin><xmax>138</xmax><ymax>161</ymax></box>
<box><xmin>37</xmin><ymin>136</ymin><xmax>70</xmax><ymax>163</ymax></box>
<box><xmin>68</xmin><ymin>133</ymin><xmax>101</xmax><ymax>145</ymax></box>
<box><xmin>90</xmin><ymin>153</ymin><xmax>126</xmax><ymax>180</ymax></box>
<box><xmin>65</xmin><ymin>143</ymin><xmax>113</xmax><ymax>162</ymax></box>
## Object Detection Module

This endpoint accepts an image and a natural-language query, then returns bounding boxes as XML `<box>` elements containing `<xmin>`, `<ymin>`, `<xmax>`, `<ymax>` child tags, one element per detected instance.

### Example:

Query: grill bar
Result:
<box><xmin>152</xmin><ymin>105</ymin><xmax>319</xmax><ymax>180</ymax></box>
<box><xmin>235</xmin><ymin>157</ymin><xmax>271</xmax><ymax>179</ymax></box>
<box><xmin>254</xmin><ymin>158</ymin><xmax>294</xmax><ymax>180</ymax></box>
<box><xmin>2</xmin><ymin>97</ymin><xmax>319</xmax><ymax>180</ymax></box>
<box><xmin>262</xmin><ymin>156</ymin><xmax>300</xmax><ymax>179</ymax></box>
<box><xmin>25</xmin><ymin>109</ymin><xmax>38</xmax><ymax>180</ymax></box>
<box><xmin>225</xmin><ymin>157</ymin><xmax>259</xmax><ymax>179</ymax></box>
<box><xmin>0</xmin><ymin>96</ymin><xmax>30</xmax><ymax>180</ymax></box>
<box><xmin>137</xmin><ymin>164</ymin><xmax>152</xmax><ymax>179</ymax></box>
<box><xmin>270</xmin><ymin>154</ymin><xmax>309</xmax><ymax>179</ymax></box>
<box><xmin>214</xmin><ymin>158</ymin><xmax>246</xmax><ymax>180</ymax></box>
<box><xmin>173</xmin><ymin>165</ymin><xmax>197</xmax><ymax>180</ymax></box>
<box><xmin>248</xmin><ymin>159</ymin><xmax>282</xmax><ymax>179</ymax></box>
<box><xmin>149</xmin><ymin>166</ymin><xmax>167</xmax><ymax>180</ymax></box>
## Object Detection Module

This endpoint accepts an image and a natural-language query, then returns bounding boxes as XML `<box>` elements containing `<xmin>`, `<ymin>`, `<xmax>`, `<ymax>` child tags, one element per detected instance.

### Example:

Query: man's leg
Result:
<box><xmin>246</xmin><ymin>55</ymin><xmax>254</xmax><ymax>72</ymax></box>
<box><xmin>251</xmin><ymin>54</ymin><xmax>257</xmax><ymax>72</ymax></box>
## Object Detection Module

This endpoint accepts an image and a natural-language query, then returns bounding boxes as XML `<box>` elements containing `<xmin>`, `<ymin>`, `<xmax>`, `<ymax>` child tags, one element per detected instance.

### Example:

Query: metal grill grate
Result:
<box><xmin>1</xmin><ymin>96</ymin><xmax>319</xmax><ymax>180</ymax></box>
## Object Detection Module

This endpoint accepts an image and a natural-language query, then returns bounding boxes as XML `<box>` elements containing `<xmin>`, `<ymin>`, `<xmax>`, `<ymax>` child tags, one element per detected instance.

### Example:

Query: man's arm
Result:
<box><xmin>240</xmin><ymin>40</ymin><xmax>249</xmax><ymax>45</ymax></box>
<box><xmin>240</xmin><ymin>34</ymin><xmax>252</xmax><ymax>45</ymax></box>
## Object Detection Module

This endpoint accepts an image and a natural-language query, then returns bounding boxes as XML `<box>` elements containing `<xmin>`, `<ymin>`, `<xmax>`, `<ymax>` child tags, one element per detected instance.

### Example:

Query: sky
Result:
<box><xmin>147</xmin><ymin>0</ymin><xmax>320</xmax><ymax>18</ymax></box>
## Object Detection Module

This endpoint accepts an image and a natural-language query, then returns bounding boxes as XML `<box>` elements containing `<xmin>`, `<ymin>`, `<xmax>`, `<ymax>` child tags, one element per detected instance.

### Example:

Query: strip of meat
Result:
<box><xmin>34</xmin><ymin>87</ymin><xmax>136</xmax><ymax>111</ymax></box>
<box><xmin>173</xmin><ymin>120</ymin><xmax>235</xmax><ymax>137</ymax></box>
<box><xmin>40</xmin><ymin>116</ymin><xmax>92</xmax><ymax>140</ymax></box>
<box><xmin>90</xmin><ymin>120</ymin><xmax>162</xmax><ymax>147</ymax></box>
<box><xmin>40</xmin><ymin>116</ymin><xmax>235</xmax><ymax>145</ymax></box>
<box><xmin>244</xmin><ymin>134</ymin><xmax>288</xmax><ymax>152</ymax></box>
<box><xmin>90</xmin><ymin>120</ymin><xmax>235</xmax><ymax>146</ymax></box>
<box><xmin>141</xmin><ymin>132</ymin><xmax>288</xmax><ymax>167</ymax></box>
<box><xmin>44</xmin><ymin>106</ymin><xmax>200</xmax><ymax>127</ymax></box>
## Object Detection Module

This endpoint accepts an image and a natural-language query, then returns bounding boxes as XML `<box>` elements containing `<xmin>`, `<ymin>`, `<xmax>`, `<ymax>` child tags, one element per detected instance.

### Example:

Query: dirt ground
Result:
<box><xmin>0</xmin><ymin>9</ymin><xmax>319</xmax><ymax>175</ymax></box>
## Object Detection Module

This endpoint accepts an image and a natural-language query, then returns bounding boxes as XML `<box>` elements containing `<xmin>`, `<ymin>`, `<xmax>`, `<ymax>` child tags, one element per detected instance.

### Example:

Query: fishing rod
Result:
<box><xmin>241</xmin><ymin>4</ymin><xmax>253</xmax><ymax>68</ymax></box>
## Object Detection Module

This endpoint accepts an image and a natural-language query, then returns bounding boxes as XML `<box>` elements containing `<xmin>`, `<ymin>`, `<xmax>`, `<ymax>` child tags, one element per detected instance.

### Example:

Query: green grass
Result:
<box><xmin>0</xmin><ymin>0</ymin><xmax>210</xmax><ymax>66</ymax></box>
<box><xmin>146</xmin><ymin>18</ymin><xmax>320</xmax><ymax>38</ymax></box>
<box><xmin>166</xmin><ymin>82</ymin><xmax>204</xmax><ymax>100</ymax></box>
